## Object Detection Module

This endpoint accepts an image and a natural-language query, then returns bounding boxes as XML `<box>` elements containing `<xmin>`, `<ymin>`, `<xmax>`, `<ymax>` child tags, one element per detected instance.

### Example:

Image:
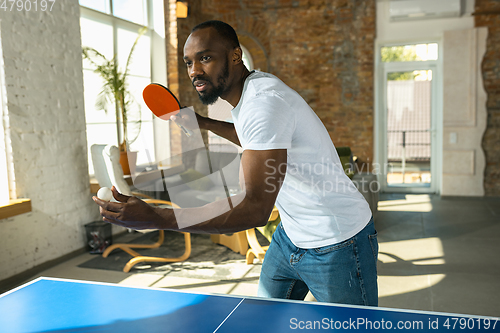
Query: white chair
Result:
<box><xmin>90</xmin><ymin>144</ymin><xmax>191</xmax><ymax>272</ymax></box>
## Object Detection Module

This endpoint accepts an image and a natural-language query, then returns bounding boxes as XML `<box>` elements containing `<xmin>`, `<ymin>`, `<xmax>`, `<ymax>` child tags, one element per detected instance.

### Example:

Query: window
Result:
<box><xmin>381</xmin><ymin>43</ymin><xmax>437</xmax><ymax>81</ymax></box>
<box><xmin>79</xmin><ymin>0</ymin><xmax>110</xmax><ymax>13</ymax></box>
<box><xmin>80</xmin><ymin>0</ymin><xmax>167</xmax><ymax>174</ymax></box>
<box><xmin>381</xmin><ymin>43</ymin><xmax>438</xmax><ymax>63</ymax></box>
<box><xmin>0</xmin><ymin>30</ymin><xmax>11</xmax><ymax>205</ymax></box>
<box><xmin>0</xmin><ymin>90</ymin><xmax>9</xmax><ymax>205</ymax></box>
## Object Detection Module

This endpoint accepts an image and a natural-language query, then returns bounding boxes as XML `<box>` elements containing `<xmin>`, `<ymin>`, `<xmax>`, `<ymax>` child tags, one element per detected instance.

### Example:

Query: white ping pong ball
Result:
<box><xmin>97</xmin><ymin>187</ymin><xmax>113</xmax><ymax>201</ymax></box>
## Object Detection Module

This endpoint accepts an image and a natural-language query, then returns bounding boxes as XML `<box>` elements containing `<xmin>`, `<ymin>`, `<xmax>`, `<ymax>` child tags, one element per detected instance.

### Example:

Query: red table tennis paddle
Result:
<box><xmin>143</xmin><ymin>83</ymin><xmax>193</xmax><ymax>137</ymax></box>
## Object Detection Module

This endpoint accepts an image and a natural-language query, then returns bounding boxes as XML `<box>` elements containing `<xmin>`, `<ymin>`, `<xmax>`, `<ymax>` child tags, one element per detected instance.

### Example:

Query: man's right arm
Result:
<box><xmin>199</xmin><ymin>116</ymin><xmax>241</xmax><ymax>146</ymax></box>
<box><xmin>172</xmin><ymin>113</ymin><xmax>241</xmax><ymax>147</ymax></box>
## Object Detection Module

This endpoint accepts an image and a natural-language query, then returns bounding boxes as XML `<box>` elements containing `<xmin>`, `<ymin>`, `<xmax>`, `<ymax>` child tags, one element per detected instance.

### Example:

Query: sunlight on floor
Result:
<box><xmin>378</xmin><ymin>237</ymin><xmax>445</xmax><ymax>297</ymax></box>
<box><xmin>118</xmin><ymin>274</ymin><xmax>163</xmax><ymax>287</ymax></box>
<box><xmin>379</xmin><ymin>236</ymin><xmax>444</xmax><ymax>262</ymax></box>
<box><xmin>379</xmin><ymin>274</ymin><xmax>446</xmax><ymax>298</ymax></box>
<box><xmin>378</xmin><ymin>194</ymin><xmax>433</xmax><ymax>212</ymax></box>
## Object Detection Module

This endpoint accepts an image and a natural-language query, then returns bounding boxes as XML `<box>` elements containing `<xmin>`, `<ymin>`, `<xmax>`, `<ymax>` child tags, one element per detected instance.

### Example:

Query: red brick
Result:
<box><xmin>475</xmin><ymin>0</ymin><xmax>500</xmax><ymax>195</ymax></box>
<box><xmin>166</xmin><ymin>0</ymin><xmax>375</xmax><ymax>168</ymax></box>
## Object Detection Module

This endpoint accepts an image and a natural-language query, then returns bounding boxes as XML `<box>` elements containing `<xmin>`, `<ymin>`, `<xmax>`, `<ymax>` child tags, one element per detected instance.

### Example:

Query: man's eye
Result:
<box><xmin>185</xmin><ymin>61</ymin><xmax>192</xmax><ymax>67</ymax></box>
<box><xmin>201</xmin><ymin>56</ymin><xmax>211</xmax><ymax>62</ymax></box>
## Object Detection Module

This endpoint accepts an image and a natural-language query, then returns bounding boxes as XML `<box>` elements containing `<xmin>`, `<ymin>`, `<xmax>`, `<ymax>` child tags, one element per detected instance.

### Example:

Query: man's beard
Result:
<box><xmin>197</xmin><ymin>61</ymin><xmax>229</xmax><ymax>105</ymax></box>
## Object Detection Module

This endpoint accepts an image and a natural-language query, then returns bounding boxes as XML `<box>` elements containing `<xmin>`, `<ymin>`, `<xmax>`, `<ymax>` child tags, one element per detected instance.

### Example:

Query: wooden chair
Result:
<box><xmin>102</xmin><ymin>199</ymin><xmax>191</xmax><ymax>273</ymax></box>
<box><xmin>91</xmin><ymin>144</ymin><xmax>191</xmax><ymax>272</ymax></box>
<box><xmin>245</xmin><ymin>207</ymin><xmax>280</xmax><ymax>264</ymax></box>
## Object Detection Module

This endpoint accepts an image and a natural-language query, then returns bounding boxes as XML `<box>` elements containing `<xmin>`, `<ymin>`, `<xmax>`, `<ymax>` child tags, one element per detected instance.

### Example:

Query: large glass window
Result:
<box><xmin>0</xmin><ymin>88</ymin><xmax>9</xmax><ymax>205</ymax></box>
<box><xmin>0</xmin><ymin>36</ymin><xmax>11</xmax><ymax>204</ymax></box>
<box><xmin>79</xmin><ymin>0</ymin><xmax>110</xmax><ymax>13</ymax></box>
<box><xmin>80</xmin><ymin>0</ymin><xmax>166</xmax><ymax>174</ymax></box>
<box><xmin>112</xmin><ymin>0</ymin><xmax>148</xmax><ymax>25</ymax></box>
<box><xmin>381</xmin><ymin>43</ymin><xmax>438</xmax><ymax>63</ymax></box>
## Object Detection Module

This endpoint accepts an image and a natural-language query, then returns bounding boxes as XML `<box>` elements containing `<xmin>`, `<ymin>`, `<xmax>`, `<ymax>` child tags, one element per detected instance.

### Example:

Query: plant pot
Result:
<box><xmin>119</xmin><ymin>151</ymin><xmax>137</xmax><ymax>175</ymax></box>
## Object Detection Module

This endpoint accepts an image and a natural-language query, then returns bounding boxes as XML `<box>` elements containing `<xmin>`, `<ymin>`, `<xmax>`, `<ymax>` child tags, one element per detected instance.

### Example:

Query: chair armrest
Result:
<box><xmin>351</xmin><ymin>173</ymin><xmax>379</xmax><ymax>220</ymax></box>
<box><xmin>132</xmin><ymin>192</ymin><xmax>153</xmax><ymax>199</ymax></box>
<box><xmin>336</xmin><ymin>146</ymin><xmax>354</xmax><ymax>179</ymax></box>
<box><xmin>269</xmin><ymin>207</ymin><xmax>279</xmax><ymax>221</ymax></box>
<box><xmin>142</xmin><ymin>198</ymin><xmax>181</xmax><ymax>208</ymax></box>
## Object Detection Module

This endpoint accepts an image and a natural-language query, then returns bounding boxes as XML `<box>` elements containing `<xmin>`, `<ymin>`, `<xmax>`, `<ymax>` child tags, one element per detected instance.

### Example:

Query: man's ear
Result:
<box><xmin>232</xmin><ymin>46</ymin><xmax>243</xmax><ymax>65</ymax></box>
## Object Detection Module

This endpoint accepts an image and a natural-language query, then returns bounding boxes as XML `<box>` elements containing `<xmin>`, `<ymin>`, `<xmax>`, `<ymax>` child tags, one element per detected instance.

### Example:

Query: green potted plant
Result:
<box><xmin>82</xmin><ymin>27</ymin><xmax>147</xmax><ymax>174</ymax></box>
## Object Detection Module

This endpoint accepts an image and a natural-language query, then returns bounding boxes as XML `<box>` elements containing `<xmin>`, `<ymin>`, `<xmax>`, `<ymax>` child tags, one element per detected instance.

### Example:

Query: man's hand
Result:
<box><xmin>92</xmin><ymin>187</ymin><xmax>174</xmax><ymax>231</ymax></box>
<box><xmin>170</xmin><ymin>107</ymin><xmax>206</xmax><ymax>131</ymax></box>
<box><xmin>92</xmin><ymin>149</ymin><xmax>286</xmax><ymax>235</ymax></box>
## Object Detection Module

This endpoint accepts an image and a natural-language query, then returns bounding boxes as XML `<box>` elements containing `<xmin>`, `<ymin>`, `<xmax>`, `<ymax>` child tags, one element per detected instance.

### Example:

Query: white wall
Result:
<box><xmin>376</xmin><ymin>0</ymin><xmax>475</xmax><ymax>43</ymax></box>
<box><xmin>441</xmin><ymin>27</ymin><xmax>487</xmax><ymax>196</ymax></box>
<box><xmin>0</xmin><ymin>2</ymin><xmax>99</xmax><ymax>281</ymax></box>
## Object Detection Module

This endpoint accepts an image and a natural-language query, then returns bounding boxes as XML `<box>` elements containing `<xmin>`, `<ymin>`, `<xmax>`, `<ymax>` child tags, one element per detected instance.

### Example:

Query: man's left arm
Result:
<box><xmin>93</xmin><ymin>149</ymin><xmax>287</xmax><ymax>234</ymax></box>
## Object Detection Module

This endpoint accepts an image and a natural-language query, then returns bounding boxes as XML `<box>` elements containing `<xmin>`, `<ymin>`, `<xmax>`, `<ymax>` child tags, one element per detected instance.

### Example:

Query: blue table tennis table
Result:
<box><xmin>0</xmin><ymin>277</ymin><xmax>498</xmax><ymax>332</ymax></box>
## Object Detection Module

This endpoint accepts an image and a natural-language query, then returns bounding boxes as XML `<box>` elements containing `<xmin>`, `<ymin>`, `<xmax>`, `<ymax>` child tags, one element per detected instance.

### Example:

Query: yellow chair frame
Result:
<box><xmin>102</xmin><ymin>198</ymin><xmax>191</xmax><ymax>272</ymax></box>
<box><xmin>245</xmin><ymin>207</ymin><xmax>279</xmax><ymax>264</ymax></box>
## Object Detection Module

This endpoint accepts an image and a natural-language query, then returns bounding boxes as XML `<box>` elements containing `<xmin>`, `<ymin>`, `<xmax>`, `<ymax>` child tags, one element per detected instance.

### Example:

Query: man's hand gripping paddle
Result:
<box><xmin>143</xmin><ymin>83</ymin><xmax>193</xmax><ymax>137</ymax></box>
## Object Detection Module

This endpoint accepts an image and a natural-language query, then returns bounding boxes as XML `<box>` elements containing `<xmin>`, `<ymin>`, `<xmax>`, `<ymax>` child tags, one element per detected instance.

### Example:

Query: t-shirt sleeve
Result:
<box><xmin>239</xmin><ymin>91</ymin><xmax>296</xmax><ymax>150</ymax></box>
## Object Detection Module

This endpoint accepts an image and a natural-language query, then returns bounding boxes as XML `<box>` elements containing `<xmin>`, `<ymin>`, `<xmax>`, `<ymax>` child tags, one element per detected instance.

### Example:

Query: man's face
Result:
<box><xmin>183</xmin><ymin>28</ymin><xmax>232</xmax><ymax>105</ymax></box>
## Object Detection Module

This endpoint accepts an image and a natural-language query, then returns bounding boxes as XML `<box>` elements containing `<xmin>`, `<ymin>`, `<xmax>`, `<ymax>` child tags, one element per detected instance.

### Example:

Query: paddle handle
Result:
<box><xmin>177</xmin><ymin>123</ymin><xmax>193</xmax><ymax>137</ymax></box>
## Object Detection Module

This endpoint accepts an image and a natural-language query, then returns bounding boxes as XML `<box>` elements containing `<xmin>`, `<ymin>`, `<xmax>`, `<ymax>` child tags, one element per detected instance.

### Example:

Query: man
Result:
<box><xmin>94</xmin><ymin>20</ymin><xmax>378</xmax><ymax>306</ymax></box>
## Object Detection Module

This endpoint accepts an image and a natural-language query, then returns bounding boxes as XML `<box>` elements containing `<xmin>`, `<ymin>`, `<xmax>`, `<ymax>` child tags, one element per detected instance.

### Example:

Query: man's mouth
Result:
<box><xmin>193</xmin><ymin>80</ymin><xmax>208</xmax><ymax>92</ymax></box>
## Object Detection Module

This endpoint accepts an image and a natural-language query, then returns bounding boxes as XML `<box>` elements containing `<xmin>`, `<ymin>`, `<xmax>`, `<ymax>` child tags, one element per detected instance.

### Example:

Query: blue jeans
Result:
<box><xmin>257</xmin><ymin>217</ymin><xmax>378</xmax><ymax>306</ymax></box>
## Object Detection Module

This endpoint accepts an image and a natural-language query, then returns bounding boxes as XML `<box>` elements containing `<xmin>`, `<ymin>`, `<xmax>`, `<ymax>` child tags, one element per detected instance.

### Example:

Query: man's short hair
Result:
<box><xmin>192</xmin><ymin>20</ymin><xmax>240</xmax><ymax>49</ymax></box>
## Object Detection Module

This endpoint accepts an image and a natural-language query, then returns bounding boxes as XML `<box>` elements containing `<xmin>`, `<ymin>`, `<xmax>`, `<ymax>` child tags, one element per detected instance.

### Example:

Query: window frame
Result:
<box><xmin>80</xmin><ymin>0</ymin><xmax>169</xmax><ymax>174</ymax></box>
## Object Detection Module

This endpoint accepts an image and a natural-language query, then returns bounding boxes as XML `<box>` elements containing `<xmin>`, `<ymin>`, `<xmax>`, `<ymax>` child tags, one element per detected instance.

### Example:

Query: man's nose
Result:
<box><xmin>189</xmin><ymin>62</ymin><xmax>203</xmax><ymax>79</ymax></box>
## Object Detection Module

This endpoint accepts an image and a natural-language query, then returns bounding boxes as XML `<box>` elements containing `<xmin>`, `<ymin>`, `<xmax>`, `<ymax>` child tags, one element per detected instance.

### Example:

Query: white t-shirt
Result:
<box><xmin>231</xmin><ymin>71</ymin><xmax>372</xmax><ymax>248</ymax></box>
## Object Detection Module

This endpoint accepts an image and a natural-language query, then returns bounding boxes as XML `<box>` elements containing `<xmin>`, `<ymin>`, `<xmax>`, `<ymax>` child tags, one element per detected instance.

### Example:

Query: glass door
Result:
<box><xmin>378</xmin><ymin>43</ymin><xmax>439</xmax><ymax>193</ymax></box>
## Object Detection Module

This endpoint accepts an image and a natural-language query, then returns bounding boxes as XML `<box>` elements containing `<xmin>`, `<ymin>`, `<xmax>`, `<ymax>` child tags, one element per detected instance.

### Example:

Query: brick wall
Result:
<box><xmin>475</xmin><ymin>0</ymin><xmax>500</xmax><ymax>196</ymax></box>
<box><xmin>0</xmin><ymin>3</ymin><xmax>97</xmax><ymax>281</ymax></box>
<box><xmin>165</xmin><ymin>0</ymin><xmax>183</xmax><ymax>157</ymax></box>
<box><xmin>169</xmin><ymin>0</ymin><xmax>375</xmax><ymax>169</ymax></box>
